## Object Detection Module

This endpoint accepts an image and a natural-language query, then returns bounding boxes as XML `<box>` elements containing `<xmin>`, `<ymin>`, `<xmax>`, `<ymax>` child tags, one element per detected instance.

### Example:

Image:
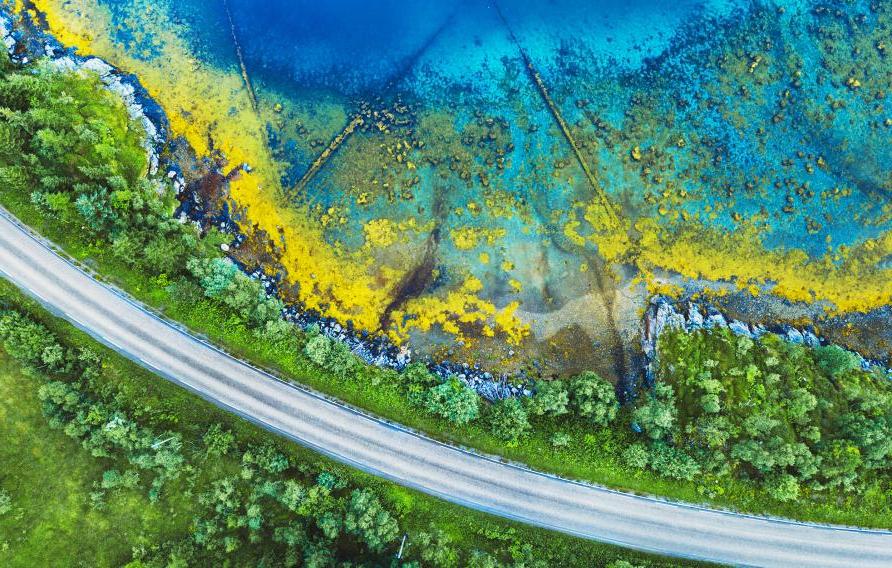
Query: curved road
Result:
<box><xmin>0</xmin><ymin>211</ymin><xmax>890</xmax><ymax>567</ymax></box>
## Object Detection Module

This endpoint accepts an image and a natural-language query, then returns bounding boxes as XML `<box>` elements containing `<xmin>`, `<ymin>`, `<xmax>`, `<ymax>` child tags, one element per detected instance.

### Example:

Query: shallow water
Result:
<box><xmin>44</xmin><ymin>0</ymin><xmax>892</xmax><ymax>375</ymax></box>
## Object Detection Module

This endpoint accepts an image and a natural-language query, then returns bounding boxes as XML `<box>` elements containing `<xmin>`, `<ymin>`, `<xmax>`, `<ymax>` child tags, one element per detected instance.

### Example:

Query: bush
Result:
<box><xmin>0</xmin><ymin>489</ymin><xmax>11</xmax><ymax>516</ymax></box>
<box><xmin>487</xmin><ymin>398</ymin><xmax>530</xmax><ymax>444</ymax></box>
<box><xmin>303</xmin><ymin>333</ymin><xmax>359</xmax><ymax>379</ymax></box>
<box><xmin>647</xmin><ymin>442</ymin><xmax>700</xmax><ymax>481</ymax></box>
<box><xmin>632</xmin><ymin>382</ymin><xmax>677</xmax><ymax>441</ymax></box>
<box><xmin>622</xmin><ymin>443</ymin><xmax>649</xmax><ymax>470</ymax></box>
<box><xmin>202</xmin><ymin>424</ymin><xmax>235</xmax><ymax>457</ymax></box>
<box><xmin>549</xmin><ymin>431</ymin><xmax>572</xmax><ymax>449</ymax></box>
<box><xmin>424</xmin><ymin>377</ymin><xmax>480</xmax><ymax>425</ymax></box>
<box><xmin>526</xmin><ymin>379</ymin><xmax>570</xmax><ymax>417</ymax></box>
<box><xmin>569</xmin><ymin>372</ymin><xmax>617</xmax><ymax>427</ymax></box>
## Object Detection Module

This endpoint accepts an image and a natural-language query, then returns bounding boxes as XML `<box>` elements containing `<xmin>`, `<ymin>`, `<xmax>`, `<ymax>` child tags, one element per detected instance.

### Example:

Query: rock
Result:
<box><xmin>82</xmin><ymin>57</ymin><xmax>114</xmax><ymax>78</ymax></box>
<box><xmin>785</xmin><ymin>328</ymin><xmax>804</xmax><ymax>344</ymax></box>
<box><xmin>729</xmin><ymin>320</ymin><xmax>752</xmax><ymax>337</ymax></box>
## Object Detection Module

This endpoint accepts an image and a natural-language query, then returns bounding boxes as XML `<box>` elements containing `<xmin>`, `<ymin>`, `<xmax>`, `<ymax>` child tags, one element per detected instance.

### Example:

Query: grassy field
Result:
<box><xmin>0</xmin><ymin>277</ymin><xmax>692</xmax><ymax>567</ymax></box>
<box><xmin>1</xmin><ymin>179</ymin><xmax>890</xmax><ymax>529</ymax></box>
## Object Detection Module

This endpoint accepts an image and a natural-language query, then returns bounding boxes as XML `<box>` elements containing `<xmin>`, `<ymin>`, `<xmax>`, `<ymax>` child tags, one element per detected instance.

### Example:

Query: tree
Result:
<box><xmin>343</xmin><ymin>489</ymin><xmax>400</xmax><ymax>552</ymax></box>
<box><xmin>526</xmin><ymin>379</ymin><xmax>570</xmax><ymax>417</ymax></box>
<box><xmin>814</xmin><ymin>345</ymin><xmax>860</xmax><ymax>378</ymax></box>
<box><xmin>0</xmin><ymin>310</ymin><xmax>70</xmax><ymax>373</ymax></box>
<box><xmin>647</xmin><ymin>442</ymin><xmax>700</xmax><ymax>481</ymax></box>
<box><xmin>424</xmin><ymin>377</ymin><xmax>480</xmax><ymax>425</ymax></box>
<box><xmin>632</xmin><ymin>382</ymin><xmax>678</xmax><ymax>440</ymax></box>
<box><xmin>487</xmin><ymin>397</ymin><xmax>530</xmax><ymax>443</ymax></box>
<box><xmin>569</xmin><ymin>372</ymin><xmax>617</xmax><ymax>426</ymax></box>
<box><xmin>765</xmin><ymin>473</ymin><xmax>800</xmax><ymax>502</ymax></box>
<box><xmin>414</xmin><ymin>530</ymin><xmax>459</xmax><ymax>568</ymax></box>
<box><xmin>202</xmin><ymin>424</ymin><xmax>235</xmax><ymax>457</ymax></box>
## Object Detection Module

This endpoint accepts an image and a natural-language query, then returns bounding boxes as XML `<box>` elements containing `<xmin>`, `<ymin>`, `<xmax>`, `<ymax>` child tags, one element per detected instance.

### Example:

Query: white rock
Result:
<box><xmin>82</xmin><ymin>57</ymin><xmax>114</xmax><ymax>78</ymax></box>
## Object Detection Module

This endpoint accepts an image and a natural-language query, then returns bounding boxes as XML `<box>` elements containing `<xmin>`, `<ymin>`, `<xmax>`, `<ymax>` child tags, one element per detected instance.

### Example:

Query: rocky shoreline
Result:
<box><xmin>641</xmin><ymin>297</ymin><xmax>889</xmax><ymax>391</ymax></box>
<box><xmin>0</xmin><ymin>5</ymin><xmax>533</xmax><ymax>401</ymax></box>
<box><xmin>3</xmin><ymin>6</ymin><xmax>885</xmax><ymax>407</ymax></box>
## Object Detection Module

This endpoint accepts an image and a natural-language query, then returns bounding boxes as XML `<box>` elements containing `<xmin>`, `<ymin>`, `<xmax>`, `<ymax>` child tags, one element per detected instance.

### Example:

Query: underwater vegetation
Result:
<box><xmin>28</xmin><ymin>0</ymin><xmax>892</xmax><ymax>379</ymax></box>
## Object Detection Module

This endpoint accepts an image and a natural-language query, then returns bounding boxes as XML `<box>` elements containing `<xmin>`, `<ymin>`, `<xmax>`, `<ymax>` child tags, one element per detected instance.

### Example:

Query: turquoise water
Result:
<box><xmin>47</xmin><ymin>0</ymin><xmax>892</xmax><ymax>372</ymax></box>
<box><xmin>97</xmin><ymin>0</ymin><xmax>892</xmax><ymax>258</ymax></box>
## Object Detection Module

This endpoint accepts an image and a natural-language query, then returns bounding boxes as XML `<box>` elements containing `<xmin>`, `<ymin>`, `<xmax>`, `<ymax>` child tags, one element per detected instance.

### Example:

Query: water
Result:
<box><xmin>69</xmin><ymin>0</ymin><xmax>892</xmax><ymax>375</ymax></box>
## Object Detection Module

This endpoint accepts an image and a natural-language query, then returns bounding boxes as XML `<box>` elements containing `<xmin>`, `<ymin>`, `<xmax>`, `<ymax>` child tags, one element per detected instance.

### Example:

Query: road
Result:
<box><xmin>0</xmin><ymin>211</ymin><xmax>890</xmax><ymax>567</ymax></box>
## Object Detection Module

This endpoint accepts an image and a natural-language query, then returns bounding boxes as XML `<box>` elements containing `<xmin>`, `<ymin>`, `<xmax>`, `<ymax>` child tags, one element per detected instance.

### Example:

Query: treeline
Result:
<box><xmin>0</xmin><ymin>52</ymin><xmax>219</xmax><ymax>275</ymax></box>
<box><xmin>633</xmin><ymin>328</ymin><xmax>892</xmax><ymax>501</ymax></box>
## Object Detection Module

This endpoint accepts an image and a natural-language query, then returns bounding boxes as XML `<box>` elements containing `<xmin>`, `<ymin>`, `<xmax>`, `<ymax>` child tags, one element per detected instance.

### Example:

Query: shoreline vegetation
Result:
<box><xmin>0</xmin><ymin>278</ymin><xmax>686</xmax><ymax>567</ymax></box>
<box><xmin>1</xmin><ymin>0</ymin><xmax>891</xmax><ymax>548</ymax></box>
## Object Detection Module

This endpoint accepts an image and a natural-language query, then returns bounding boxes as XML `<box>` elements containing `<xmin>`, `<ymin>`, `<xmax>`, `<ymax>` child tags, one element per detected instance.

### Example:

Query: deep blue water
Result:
<box><xmin>103</xmin><ymin>0</ymin><xmax>892</xmax><ymax>261</ymax></box>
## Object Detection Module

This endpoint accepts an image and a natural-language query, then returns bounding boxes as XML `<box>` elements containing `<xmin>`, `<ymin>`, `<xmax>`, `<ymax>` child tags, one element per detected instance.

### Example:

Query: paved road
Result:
<box><xmin>0</xmin><ymin>211</ymin><xmax>890</xmax><ymax>567</ymax></box>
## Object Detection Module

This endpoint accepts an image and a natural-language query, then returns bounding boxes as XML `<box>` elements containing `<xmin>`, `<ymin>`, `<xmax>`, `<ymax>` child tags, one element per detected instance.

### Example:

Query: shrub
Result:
<box><xmin>487</xmin><ymin>398</ymin><xmax>530</xmax><ymax>443</ymax></box>
<box><xmin>202</xmin><ymin>424</ymin><xmax>235</xmax><ymax>457</ymax></box>
<box><xmin>570</xmin><ymin>371</ymin><xmax>618</xmax><ymax>427</ymax></box>
<box><xmin>549</xmin><ymin>431</ymin><xmax>572</xmax><ymax>449</ymax></box>
<box><xmin>424</xmin><ymin>377</ymin><xmax>480</xmax><ymax>425</ymax></box>
<box><xmin>765</xmin><ymin>473</ymin><xmax>800</xmax><ymax>502</ymax></box>
<box><xmin>622</xmin><ymin>443</ymin><xmax>649</xmax><ymax>470</ymax></box>
<box><xmin>526</xmin><ymin>379</ymin><xmax>570</xmax><ymax>417</ymax></box>
<box><xmin>0</xmin><ymin>489</ymin><xmax>11</xmax><ymax>516</ymax></box>
<box><xmin>402</xmin><ymin>362</ymin><xmax>439</xmax><ymax>406</ymax></box>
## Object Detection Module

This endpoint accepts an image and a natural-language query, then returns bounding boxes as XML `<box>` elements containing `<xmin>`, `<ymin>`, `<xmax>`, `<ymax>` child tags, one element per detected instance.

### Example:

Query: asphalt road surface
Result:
<box><xmin>0</xmin><ymin>210</ymin><xmax>890</xmax><ymax>567</ymax></box>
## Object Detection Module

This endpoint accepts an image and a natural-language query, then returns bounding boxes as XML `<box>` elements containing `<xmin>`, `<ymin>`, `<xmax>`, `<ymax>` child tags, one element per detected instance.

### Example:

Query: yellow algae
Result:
<box><xmin>449</xmin><ymin>227</ymin><xmax>506</xmax><ymax>250</ymax></box>
<box><xmin>33</xmin><ymin>0</ymin><xmax>413</xmax><ymax>331</ymax></box>
<box><xmin>363</xmin><ymin>219</ymin><xmax>399</xmax><ymax>248</ymax></box>
<box><xmin>362</xmin><ymin>217</ymin><xmax>431</xmax><ymax>249</ymax></box>
<box><xmin>479</xmin><ymin>252</ymin><xmax>490</xmax><ymax>264</ymax></box>
<box><xmin>563</xmin><ymin>220</ymin><xmax>586</xmax><ymax>246</ymax></box>
<box><xmin>580</xmin><ymin>200</ymin><xmax>633</xmax><ymax>263</ymax></box>
<box><xmin>635</xmin><ymin>220</ymin><xmax>892</xmax><ymax>313</ymax></box>
<box><xmin>390</xmin><ymin>286</ymin><xmax>529</xmax><ymax>347</ymax></box>
<box><xmin>509</xmin><ymin>279</ymin><xmax>523</xmax><ymax>293</ymax></box>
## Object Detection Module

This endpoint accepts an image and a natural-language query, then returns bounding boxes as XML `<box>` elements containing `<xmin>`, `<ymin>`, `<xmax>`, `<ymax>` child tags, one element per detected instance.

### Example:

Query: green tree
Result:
<box><xmin>487</xmin><ymin>397</ymin><xmax>530</xmax><ymax>443</ymax></box>
<box><xmin>526</xmin><ymin>379</ymin><xmax>570</xmax><ymax>417</ymax></box>
<box><xmin>765</xmin><ymin>473</ymin><xmax>800</xmax><ymax>502</ymax></box>
<box><xmin>343</xmin><ymin>489</ymin><xmax>400</xmax><ymax>553</ymax></box>
<box><xmin>570</xmin><ymin>372</ymin><xmax>617</xmax><ymax>426</ymax></box>
<box><xmin>632</xmin><ymin>382</ymin><xmax>678</xmax><ymax>441</ymax></box>
<box><xmin>424</xmin><ymin>377</ymin><xmax>480</xmax><ymax>425</ymax></box>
